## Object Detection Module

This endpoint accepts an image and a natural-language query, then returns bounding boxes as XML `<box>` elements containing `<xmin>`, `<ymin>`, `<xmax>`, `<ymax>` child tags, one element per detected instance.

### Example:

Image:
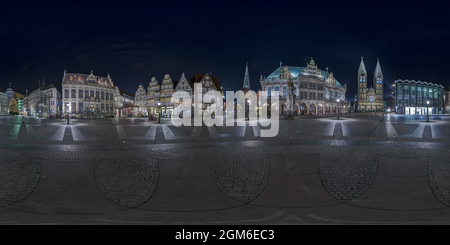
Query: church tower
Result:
<box><xmin>357</xmin><ymin>57</ymin><xmax>368</xmax><ymax>103</ymax></box>
<box><xmin>373</xmin><ymin>58</ymin><xmax>384</xmax><ymax>104</ymax></box>
<box><xmin>243</xmin><ymin>62</ymin><xmax>250</xmax><ymax>90</ymax></box>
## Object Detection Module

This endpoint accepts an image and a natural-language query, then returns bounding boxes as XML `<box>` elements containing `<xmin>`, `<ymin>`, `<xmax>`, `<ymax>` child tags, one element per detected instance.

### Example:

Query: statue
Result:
<box><xmin>284</xmin><ymin>78</ymin><xmax>296</xmax><ymax>119</ymax></box>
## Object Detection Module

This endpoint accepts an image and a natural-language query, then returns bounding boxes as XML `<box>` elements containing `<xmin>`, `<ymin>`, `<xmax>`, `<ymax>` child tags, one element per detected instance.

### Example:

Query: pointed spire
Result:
<box><xmin>374</xmin><ymin>58</ymin><xmax>383</xmax><ymax>78</ymax></box>
<box><xmin>358</xmin><ymin>56</ymin><xmax>367</xmax><ymax>77</ymax></box>
<box><xmin>243</xmin><ymin>62</ymin><xmax>250</xmax><ymax>89</ymax></box>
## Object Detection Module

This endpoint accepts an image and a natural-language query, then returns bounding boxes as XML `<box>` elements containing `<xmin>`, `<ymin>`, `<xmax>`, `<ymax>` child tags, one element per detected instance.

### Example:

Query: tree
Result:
<box><xmin>9</xmin><ymin>97</ymin><xmax>19</xmax><ymax>115</ymax></box>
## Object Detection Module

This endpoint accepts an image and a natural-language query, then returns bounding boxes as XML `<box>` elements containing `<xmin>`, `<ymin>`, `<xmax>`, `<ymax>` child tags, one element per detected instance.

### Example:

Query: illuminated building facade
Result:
<box><xmin>134</xmin><ymin>84</ymin><xmax>147</xmax><ymax>116</ymax></box>
<box><xmin>394</xmin><ymin>79</ymin><xmax>445</xmax><ymax>115</ymax></box>
<box><xmin>147</xmin><ymin>77</ymin><xmax>160</xmax><ymax>117</ymax></box>
<box><xmin>61</xmin><ymin>70</ymin><xmax>115</xmax><ymax>118</ymax></box>
<box><xmin>115</xmin><ymin>86</ymin><xmax>135</xmax><ymax>117</ymax></box>
<box><xmin>0</xmin><ymin>87</ymin><xmax>7</xmax><ymax>114</ymax></box>
<box><xmin>173</xmin><ymin>73</ymin><xmax>192</xmax><ymax>117</ymax></box>
<box><xmin>23</xmin><ymin>83</ymin><xmax>60</xmax><ymax>117</ymax></box>
<box><xmin>260</xmin><ymin>58</ymin><xmax>347</xmax><ymax>115</ymax></box>
<box><xmin>356</xmin><ymin>57</ymin><xmax>384</xmax><ymax>112</ymax></box>
<box><xmin>190</xmin><ymin>73</ymin><xmax>223</xmax><ymax>116</ymax></box>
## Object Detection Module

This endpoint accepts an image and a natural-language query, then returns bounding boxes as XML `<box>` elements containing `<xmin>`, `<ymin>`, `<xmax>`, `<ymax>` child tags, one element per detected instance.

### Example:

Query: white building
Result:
<box><xmin>61</xmin><ymin>70</ymin><xmax>115</xmax><ymax>118</ymax></box>
<box><xmin>0</xmin><ymin>87</ymin><xmax>7</xmax><ymax>114</ymax></box>
<box><xmin>23</xmin><ymin>83</ymin><xmax>61</xmax><ymax>117</ymax></box>
<box><xmin>134</xmin><ymin>84</ymin><xmax>147</xmax><ymax>116</ymax></box>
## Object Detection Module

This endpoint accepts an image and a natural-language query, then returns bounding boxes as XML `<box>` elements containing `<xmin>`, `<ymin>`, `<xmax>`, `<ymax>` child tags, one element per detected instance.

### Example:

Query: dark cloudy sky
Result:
<box><xmin>1</xmin><ymin>0</ymin><xmax>449</xmax><ymax>100</ymax></box>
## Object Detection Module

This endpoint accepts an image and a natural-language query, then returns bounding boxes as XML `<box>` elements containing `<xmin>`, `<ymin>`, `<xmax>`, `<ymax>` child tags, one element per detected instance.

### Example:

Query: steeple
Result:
<box><xmin>243</xmin><ymin>62</ymin><xmax>250</xmax><ymax>89</ymax></box>
<box><xmin>374</xmin><ymin>58</ymin><xmax>383</xmax><ymax>79</ymax></box>
<box><xmin>358</xmin><ymin>57</ymin><xmax>367</xmax><ymax>77</ymax></box>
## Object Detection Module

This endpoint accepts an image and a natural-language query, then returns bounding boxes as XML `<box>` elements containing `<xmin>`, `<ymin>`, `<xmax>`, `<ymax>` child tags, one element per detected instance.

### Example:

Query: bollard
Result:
<box><xmin>381</xmin><ymin>113</ymin><xmax>384</xmax><ymax>121</ymax></box>
<box><xmin>112</xmin><ymin>117</ymin><xmax>115</xmax><ymax>124</ymax></box>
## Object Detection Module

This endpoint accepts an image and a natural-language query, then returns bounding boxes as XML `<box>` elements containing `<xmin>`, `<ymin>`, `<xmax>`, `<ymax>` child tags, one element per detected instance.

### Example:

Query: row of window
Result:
<box><xmin>64</xmin><ymin>89</ymin><xmax>113</xmax><ymax>101</ymax></box>
<box><xmin>65</xmin><ymin>102</ymin><xmax>114</xmax><ymax>114</ymax></box>
<box><xmin>268</xmin><ymin>86</ymin><xmax>343</xmax><ymax>100</ymax></box>
<box><xmin>397</xmin><ymin>98</ymin><xmax>443</xmax><ymax>107</ymax></box>
<box><xmin>299</xmin><ymin>82</ymin><xmax>325</xmax><ymax>90</ymax></box>
<box><xmin>299</xmin><ymin>91</ymin><xmax>343</xmax><ymax>100</ymax></box>
<box><xmin>360</xmin><ymin>78</ymin><xmax>382</xmax><ymax>84</ymax></box>
<box><xmin>299</xmin><ymin>92</ymin><xmax>324</xmax><ymax>100</ymax></box>
<box><xmin>147</xmin><ymin>101</ymin><xmax>174</xmax><ymax>107</ymax></box>
<box><xmin>396</xmin><ymin>84</ymin><xmax>442</xmax><ymax>100</ymax></box>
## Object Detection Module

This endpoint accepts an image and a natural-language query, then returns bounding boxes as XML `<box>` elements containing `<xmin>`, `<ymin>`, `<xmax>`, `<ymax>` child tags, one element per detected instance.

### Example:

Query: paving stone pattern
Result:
<box><xmin>1</xmin><ymin>140</ymin><xmax>450</xmax><ymax>208</ymax></box>
<box><xmin>2</xmin><ymin>114</ymin><xmax>450</xmax><ymax>209</ymax></box>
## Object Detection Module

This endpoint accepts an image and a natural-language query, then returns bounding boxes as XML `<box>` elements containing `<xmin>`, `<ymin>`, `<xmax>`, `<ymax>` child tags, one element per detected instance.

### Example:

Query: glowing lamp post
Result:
<box><xmin>66</xmin><ymin>103</ymin><xmax>70</xmax><ymax>124</ymax></box>
<box><xmin>158</xmin><ymin>102</ymin><xmax>161</xmax><ymax>123</ymax></box>
<box><xmin>336</xmin><ymin>99</ymin><xmax>340</xmax><ymax>119</ymax></box>
<box><xmin>247</xmin><ymin>100</ymin><xmax>250</xmax><ymax>120</ymax></box>
<box><xmin>427</xmin><ymin>100</ymin><xmax>430</xmax><ymax>122</ymax></box>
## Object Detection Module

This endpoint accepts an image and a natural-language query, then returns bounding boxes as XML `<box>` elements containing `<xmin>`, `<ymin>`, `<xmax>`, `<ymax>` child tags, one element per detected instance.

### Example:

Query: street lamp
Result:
<box><xmin>158</xmin><ymin>102</ymin><xmax>161</xmax><ymax>123</ymax></box>
<box><xmin>427</xmin><ymin>100</ymin><xmax>430</xmax><ymax>122</ymax></box>
<box><xmin>336</xmin><ymin>99</ymin><xmax>340</xmax><ymax>119</ymax></box>
<box><xmin>66</xmin><ymin>103</ymin><xmax>70</xmax><ymax>124</ymax></box>
<box><xmin>247</xmin><ymin>100</ymin><xmax>250</xmax><ymax>120</ymax></box>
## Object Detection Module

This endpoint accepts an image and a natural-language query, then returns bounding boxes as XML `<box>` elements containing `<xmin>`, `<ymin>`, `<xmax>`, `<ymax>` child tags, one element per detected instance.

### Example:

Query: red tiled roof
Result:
<box><xmin>119</xmin><ymin>89</ymin><xmax>135</xmax><ymax>98</ymax></box>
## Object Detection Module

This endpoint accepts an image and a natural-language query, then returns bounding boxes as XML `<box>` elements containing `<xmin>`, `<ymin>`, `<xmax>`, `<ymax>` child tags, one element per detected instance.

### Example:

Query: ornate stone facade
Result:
<box><xmin>134</xmin><ymin>84</ymin><xmax>147</xmax><ymax>116</ymax></box>
<box><xmin>260</xmin><ymin>58</ymin><xmax>347</xmax><ymax>115</ymax></box>
<box><xmin>61</xmin><ymin>70</ymin><xmax>115</xmax><ymax>118</ymax></box>
<box><xmin>147</xmin><ymin>77</ymin><xmax>160</xmax><ymax>116</ymax></box>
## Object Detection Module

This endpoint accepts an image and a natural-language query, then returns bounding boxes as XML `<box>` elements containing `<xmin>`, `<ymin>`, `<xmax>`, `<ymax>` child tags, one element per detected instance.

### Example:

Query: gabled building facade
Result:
<box><xmin>173</xmin><ymin>73</ymin><xmax>192</xmax><ymax>117</ymax></box>
<box><xmin>190</xmin><ymin>73</ymin><xmax>223</xmax><ymax>116</ymax></box>
<box><xmin>134</xmin><ymin>84</ymin><xmax>147</xmax><ymax>116</ymax></box>
<box><xmin>147</xmin><ymin>77</ymin><xmax>160</xmax><ymax>117</ymax></box>
<box><xmin>159</xmin><ymin>74</ymin><xmax>174</xmax><ymax>118</ymax></box>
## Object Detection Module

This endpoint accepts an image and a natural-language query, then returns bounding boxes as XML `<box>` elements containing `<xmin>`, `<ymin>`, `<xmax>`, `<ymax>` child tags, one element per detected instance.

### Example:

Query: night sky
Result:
<box><xmin>1</xmin><ymin>0</ymin><xmax>449</xmax><ymax>101</ymax></box>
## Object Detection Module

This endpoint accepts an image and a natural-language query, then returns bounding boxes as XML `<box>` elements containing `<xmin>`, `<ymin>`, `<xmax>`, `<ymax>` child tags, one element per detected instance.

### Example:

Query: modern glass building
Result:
<box><xmin>394</xmin><ymin>79</ymin><xmax>445</xmax><ymax>115</ymax></box>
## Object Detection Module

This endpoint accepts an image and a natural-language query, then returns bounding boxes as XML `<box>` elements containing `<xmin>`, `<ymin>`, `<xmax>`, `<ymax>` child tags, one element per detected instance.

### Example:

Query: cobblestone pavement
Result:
<box><xmin>1</xmin><ymin>113</ymin><xmax>450</xmax><ymax>224</ymax></box>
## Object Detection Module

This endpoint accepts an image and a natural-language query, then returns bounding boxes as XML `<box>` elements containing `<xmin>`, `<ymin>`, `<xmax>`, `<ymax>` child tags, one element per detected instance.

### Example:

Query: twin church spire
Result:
<box><xmin>358</xmin><ymin>57</ymin><xmax>384</xmax><ymax>82</ymax></box>
<box><xmin>358</xmin><ymin>57</ymin><xmax>384</xmax><ymax>79</ymax></box>
<box><xmin>357</xmin><ymin>57</ymin><xmax>384</xmax><ymax>111</ymax></box>
<box><xmin>374</xmin><ymin>58</ymin><xmax>383</xmax><ymax>79</ymax></box>
<box><xmin>358</xmin><ymin>57</ymin><xmax>367</xmax><ymax>77</ymax></box>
